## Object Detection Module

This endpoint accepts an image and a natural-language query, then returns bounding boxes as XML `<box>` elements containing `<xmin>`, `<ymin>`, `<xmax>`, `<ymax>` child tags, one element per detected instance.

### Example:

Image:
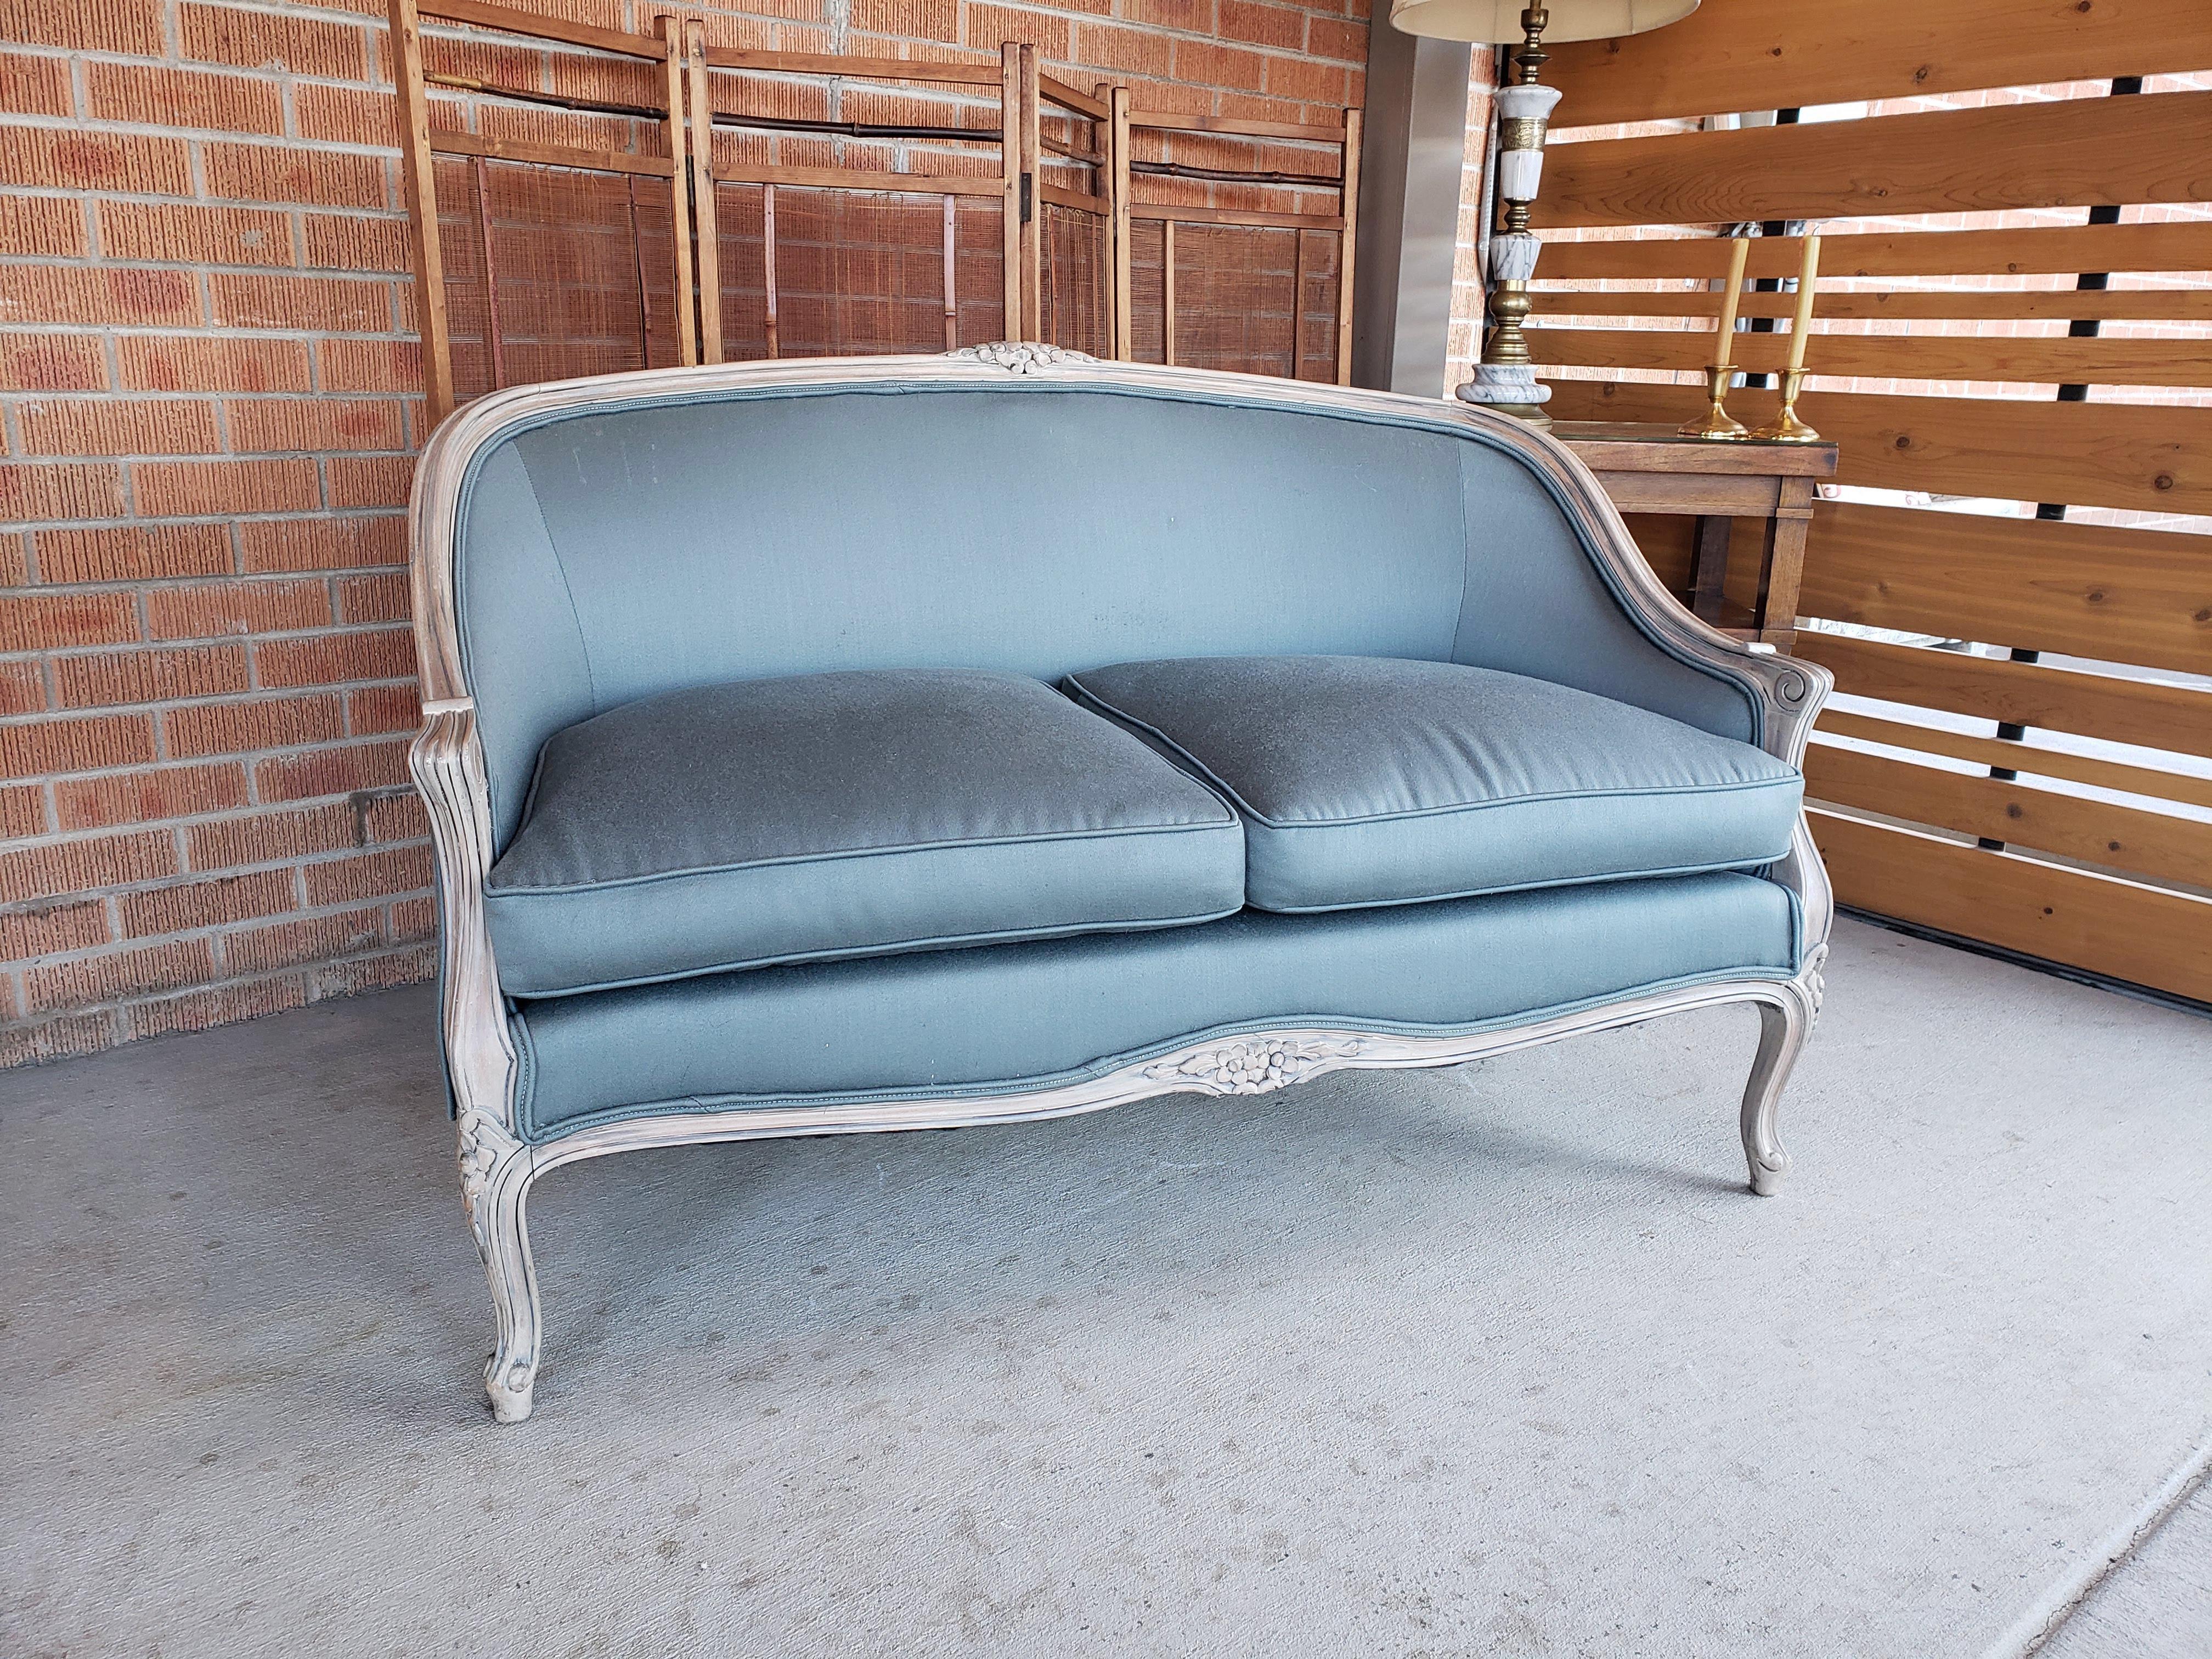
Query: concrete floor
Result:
<box><xmin>4</xmin><ymin>916</ymin><xmax>2210</xmax><ymax>1658</ymax></box>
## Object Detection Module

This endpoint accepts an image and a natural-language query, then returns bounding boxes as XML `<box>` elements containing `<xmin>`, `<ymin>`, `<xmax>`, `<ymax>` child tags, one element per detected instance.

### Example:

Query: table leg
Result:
<box><xmin>1754</xmin><ymin>477</ymin><xmax>1816</xmax><ymax>645</ymax></box>
<box><xmin>1690</xmin><ymin>513</ymin><xmax>1732</xmax><ymax>623</ymax></box>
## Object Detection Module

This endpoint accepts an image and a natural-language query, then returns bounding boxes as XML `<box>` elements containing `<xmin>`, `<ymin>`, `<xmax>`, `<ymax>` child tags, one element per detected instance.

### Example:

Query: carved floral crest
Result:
<box><xmin>1142</xmin><ymin>1035</ymin><xmax>1374</xmax><ymax>1096</ymax></box>
<box><xmin>945</xmin><ymin>341</ymin><xmax>1100</xmax><ymax>373</ymax></box>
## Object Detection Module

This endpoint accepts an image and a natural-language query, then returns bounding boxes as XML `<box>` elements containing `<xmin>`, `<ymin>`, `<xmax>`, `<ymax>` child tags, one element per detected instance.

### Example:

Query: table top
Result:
<box><xmin>1554</xmin><ymin>420</ymin><xmax>1839</xmax><ymax>477</ymax></box>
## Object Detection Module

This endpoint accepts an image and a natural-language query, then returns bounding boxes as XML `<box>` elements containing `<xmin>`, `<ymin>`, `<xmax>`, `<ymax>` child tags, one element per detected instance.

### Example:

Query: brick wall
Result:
<box><xmin>0</xmin><ymin>0</ymin><xmax>1369</xmax><ymax>1066</ymax></box>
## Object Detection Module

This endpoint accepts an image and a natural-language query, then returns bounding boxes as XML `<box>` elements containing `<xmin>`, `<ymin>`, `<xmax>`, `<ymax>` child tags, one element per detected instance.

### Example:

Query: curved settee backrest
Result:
<box><xmin>425</xmin><ymin>359</ymin><xmax>1760</xmax><ymax>851</ymax></box>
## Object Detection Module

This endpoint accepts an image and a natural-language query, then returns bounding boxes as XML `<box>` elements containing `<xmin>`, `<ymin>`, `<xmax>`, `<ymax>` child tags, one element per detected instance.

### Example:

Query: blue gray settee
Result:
<box><xmin>408</xmin><ymin>344</ymin><xmax>1834</xmax><ymax>1422</ymax></box>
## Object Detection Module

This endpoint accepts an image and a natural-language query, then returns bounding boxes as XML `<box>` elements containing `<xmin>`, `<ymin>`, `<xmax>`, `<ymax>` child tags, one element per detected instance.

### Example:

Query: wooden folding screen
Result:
<box><xmin>391</xmin><ymin>0</ymin><xmax>701</xmax><ymax>427</ymax></box>
<box><xmin>1117</xmin><ymin>109</ymin><xmax>1361</xmax><ymax>383</ymax></box>
<box><xmin>1526</xmin><ymin>0</ymin><xmax>2212</xmax><ymax>1002</ymax></box>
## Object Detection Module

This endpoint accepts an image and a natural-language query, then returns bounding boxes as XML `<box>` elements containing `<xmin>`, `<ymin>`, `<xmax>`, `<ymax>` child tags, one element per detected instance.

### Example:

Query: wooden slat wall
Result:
<box><xmin>1543</xmin><ymin>0</ymin><xmax>2212</xmax><ymax>129</ymax></box>
<box><xmin>1532</xmin><ymin>0</ymin><xmax>2212</xmax><ymax>1001</ymax></box>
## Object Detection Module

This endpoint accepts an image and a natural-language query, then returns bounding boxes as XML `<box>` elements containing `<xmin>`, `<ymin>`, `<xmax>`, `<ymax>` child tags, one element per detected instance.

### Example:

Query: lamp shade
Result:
<box><xmin>1389</xmin><ymin>0</ymin><xmax>1697</xmax><ymax>44</ymax></box>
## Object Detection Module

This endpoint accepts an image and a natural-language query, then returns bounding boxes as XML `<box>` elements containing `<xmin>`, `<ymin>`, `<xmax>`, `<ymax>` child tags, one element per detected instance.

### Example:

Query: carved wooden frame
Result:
<box><xmin>407</xmin><ymin>346</ymin><xmax>1834</xmax><ymax>1423</ymax></box>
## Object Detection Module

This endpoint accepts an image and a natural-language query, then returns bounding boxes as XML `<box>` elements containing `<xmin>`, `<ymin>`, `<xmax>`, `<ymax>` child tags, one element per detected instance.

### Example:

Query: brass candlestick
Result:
<box><xmin>1749</xmin><ymin>368</ymin><xmax>1821</xmax><ymax>442</ymax></box>
<box><xmin>1678</xmin><ymin>364</ymin><xmax>1747</xmax><ymax>439</ymax></box>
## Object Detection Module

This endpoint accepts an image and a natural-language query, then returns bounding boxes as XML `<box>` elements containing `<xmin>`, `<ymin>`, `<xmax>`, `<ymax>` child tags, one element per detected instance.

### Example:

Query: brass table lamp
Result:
<box><xmin>1389</xmin><ymin>1</ymin><xmax>1701</xmax><ymax>426</ymax></box>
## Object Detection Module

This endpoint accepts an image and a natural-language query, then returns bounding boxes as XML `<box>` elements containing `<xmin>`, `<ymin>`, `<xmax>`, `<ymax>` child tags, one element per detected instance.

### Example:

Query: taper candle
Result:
<box><xmin>1713</xmin><ymin>235</ymin><xmax>1748</xmax><ymax>364</ymax></box>
<box><xmin>1784</xmin><ymin>230</ymin><xmax>1821</xmax><ymax>373</ymax></box>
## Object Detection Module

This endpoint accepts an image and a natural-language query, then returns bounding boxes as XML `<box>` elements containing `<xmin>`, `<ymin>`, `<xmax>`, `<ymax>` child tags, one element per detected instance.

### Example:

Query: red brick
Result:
<box><xmin>0</xmin><ymin>591</ymin><xmax>140</xmax><ymax>653</ymax></box>
<box><xmin>309</xmin><ymin>941</ymin><xmax>433</xmax><ymax>997</ymax></box>
<box><xmin>294</xmin><ymin>82</ymin><xmax>403</xmax><ymax>148</ymax></box>
<box><xmin>131</xmin><ymin>457</ymin><xmax>321</xmax><ymax>518</ymax></box>
<box><xmin>1173</xmin><ymin>40</ymin><xmax>1268</xmax><ymax>89</ymax></box>
<box><xmin>54</xmin><ymin>761</ymin><xmax>250</xmax><ymax>832</ymax></box>
<box><xmin>360</xmin><ymin>786</ymin><xmax>427</xmax><ymax>842</ymax></box>
<box><xmin>326</xmin><ymin>455</ymin><xmax>414</xmax><ymax>509</ymax></box>
<box><xmin>254</xmin><ymin>627</ymin><xmax>414</xmax><ymax>688</ymax></box>
<box><xmin>346</xmin><ymin>683</ymin><xmax>422</xmax><ymax>736</ymax></box>
<box><xmin>179</xmin><ymin>3</ymin><xmax>370</xmax><ymax>80</ymax></box>
<box><xmin>1074</xmin><ymin>22</ymin><xmax>1173</xmax><ymax>75</ymax></box>
<box><xmin>17</xmin><ymin>398</ymin><xmax>223</xmax><ymax>459</ymax></box>
<box><xmin>316</xmin><ymin>337</ymin><xmax>422</xmax><ymax>392</ymax></box>
<box><xmin>239</xmin><ymin>514</ymin><xmax>404</xmax><ymax>573</ymax></box>
<box><xmin>0</xmin><ymin>781</ymin><xmax>44</xmax><ymax>839</ymax></box>
<box><xmin>0</xmin><ymin>195</ymin><xmax>88</xmax><ymax>259</ymax></box>
<box><xmin>1</xmin><ymin>128</ymin><xmax>192</xmax><ymax>195</ymax></box>
<box><xmin>227</xmin><ymin>396</ymin><xmax>407</xmax><ymax>453</ymax></box>
<box><xmin>0</xmin><ymin>710</ymin><xmax>159</xmax><ymax>780</ymax></box>
<box><xmin>1</xmin><ymin>335</ymin><xmax>110</xmax><ymax>393</ymax></box>
<box><xmin>120</xmin><ymin>335</ymin><xmax>312</xmax><ymax>394</ymax></box>
<box><xmin>0</xmin><ymin>899</ymin><xmax>112</xmax><ymax>961</ymax></box>
<box><xmin>255</xmin><ymin>737</ymin><xmax>410</xmax><ymax>802</ymax></box>
<box><xmin>0</xmin><ymin>0</ymin><xmax>163</xmax><ymax>52</ymax></box>
<box><xmin>147</xmin><ymin>579</ymin><xmax>332</xmax><ymax>642</ymax></box>
<box><xmin>0</xmin><ymin>660</ymin><xmax>43</xmax><ymax>716</ymax></box>
<box><xmin>1217</xmin><ymin>0</ymin><xmax>1305</xmax><ymax>49</ymax></box>
<box><xmin>1306</xmin><ymin>16</ymin><xmax>1365</xmax><ymax>61</ymax></box>
<box><xmin>966</xmin><ymin>3</ymin><xmax>1069</xmax><ymax>54</ymax></box>
<box><xmin>204</xmin><ymin>142</ymin><xmax>390</xmax><ymax>211</ymax></box>
<box><xmin>0</xmin><ymin>1010</ymin><xmax>119</xmax><ymax>1067</ymax></box>
<box><xmin>55</xmin><ymin>645</ymin><xmax>252</xmax><ymax>709</ymax></box>
<box><xmin>86</xmin><ymin>63</ymin><xmax>289</xmax><ymax>134</ymax></box>
<box><xmin>100</xmin><ymin>200</ymin><xmax>297</xmax><ymax>269</ymax></box>
<box><xmin>224</xmin><ymin>906</ymin><xmax>385</xmax><ymax>974</ymax></box>
<box><xmin>0</xmin><ymin>462</ymin><xmax>127</xmax><ymax>523</ymax></box>
<box><xmin>303</xmin><ymin>211</ymin><xmax>411</xmax><ymax>274</ymax></box>
<box><xmin>26</xmin><ymin>938</ymin><xmax>217</xmax><ymax>1014</ymax></box>
<box><xmin>120</xmin><ymin>868</ymin><xmax>297</xmax><ymax>938</ymax></box>
<box><xmin>2</xmin><ymin>50</ymin><xmax>73</xmax><ymax>117</ymax></box>
<box><xmin>1264</xmin><ymin>54</ymin><xmax>1348</xmax><ymax>103</ymax></box>
<box><xmin>208</xmin><ymin>273</ymin><xmax>394</xmax><ymax>332</ymax></box>
<box><xmin>165</xmin><ymin>693</ymin><xmax>344</xmax><ymax>760</ymax></box>
<box><xmin>125</xmin><ymin>972</ymin><xmax>309</xmax><ymax>1041</ymax></box>
<box><xmin>0</xmin><ymin>830</ymin><xmax>177</xmax><ymax>906</ymax></box>
<box><xmin>390</xmin><ymin>894</ymin><xmax>437</xmax><ymax>941</ymax></box>
<box><xmin>1127</xmin><ymin>0</ymin><xmax>1216</xmax><ymax>31</ymax></box>
<box><xmin>852</xmin><ymin>0</ymin><xmax>958</xmax><ymax>39</ymax></box>
<box><xmin>0</xmin><ymin>265</ymin><xmax>200</xmax><ymax>329</ymax></box>
<box><xmin>35</xmin><ymin>523</ymin><xmax>234</xmax><ymax>585</ymax></box>
<box><xmin>187</xmin><ymin>800</ymin><xmax>358</xmax><ymax>872</ymax></box>
<box><xmin>301</xmin><ymin>842</ymin><xmax>432</xmax><ymax>907</ymax></box>
<box><xmin>335</xmin><ymin>572</ymin><xmax>411</xmax><ymax>624</ymax></box>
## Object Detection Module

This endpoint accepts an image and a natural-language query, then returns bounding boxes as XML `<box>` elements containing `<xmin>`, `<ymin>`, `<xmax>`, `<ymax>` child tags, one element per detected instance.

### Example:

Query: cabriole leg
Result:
<box><xmin>458</xmin><ymin>1111</ymin><xmax>541</xmax><ymax>1423</ymax></box>
<box><xmin>1739</xmin><ymin>981</ymin><xmax>1815</xmax><ymax>1197</ymax></box>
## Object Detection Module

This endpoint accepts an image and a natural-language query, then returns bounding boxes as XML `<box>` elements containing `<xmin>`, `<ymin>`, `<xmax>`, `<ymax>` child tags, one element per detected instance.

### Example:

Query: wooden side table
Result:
<box><xmin>1555</xmin><ymin>421</ymin><xmax>1838</xmax><ymax>648</ymax></box>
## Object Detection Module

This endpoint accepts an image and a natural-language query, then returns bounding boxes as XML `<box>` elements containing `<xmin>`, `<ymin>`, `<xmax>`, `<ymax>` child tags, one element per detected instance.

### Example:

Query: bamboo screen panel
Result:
<box><xmin>709</xmin><ymin>186</ymin><xmax>1003</xmax><ymax>359</ymax></box>
<box><xmin>1530</xmin><ymin>0</ymin><xmax>2212</xmax><ymax>1002</ymax></box>
<box><xmin>433</xmin><ymin>156</ymin><xmax>682</xmax><ymax>402</ymax></box>
<box><xmin>1041</xmin><ymin>201</ymin><xmax>1111</xmax><ymax>358</ymax></box>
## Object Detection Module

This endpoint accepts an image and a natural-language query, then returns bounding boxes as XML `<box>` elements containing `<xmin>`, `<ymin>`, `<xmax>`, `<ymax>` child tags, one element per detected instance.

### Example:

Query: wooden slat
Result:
<box><xmin>1542</xmin><ymin>380</ymin><xmax>2212</xmax><ymax>519</ymax></box>
<box><xmin>1808</xmin><ymin>809</ymin><xmax>2212</xmax><ymax>1003</ymax></box>
<box><xmin>685</xmin><ymin>20</ymin><xmax>721</xmax><ymax>365</ymax></box>
<box><xmin>1536</xmin><ymin>91</ymin><xmax>2212</xmax><ymax>230</ymax></box>
<box><xmin>700</xmin><ymin>46</ymin><xmax>1002</xmax><ymax>85</ymax></box>
<box><xmin>1335</xmin><ymin>108</ymin><xmax>1359</xmax><ymax>387</ymax></box>
<box><xmin>422</xmin><ymin>0</ymin><xmax>661</xmax><ymax>59</ymax></box>
<box><xmin>1816</xmin><ymin>709</ymin><xmax>2212</xmax><ymax>813</ymax></box>
<box><xmin>1038</xmin><ymin>181</ymin><xmax>1106</xmax><ymax>215</ymax></box>
<box><xmin>1806</xmin><ymin>744</ymin><xmax>2212</xmax><ymax>890</ymax></box>
<box><xmin>1127</xmin><ymin>109</ymin><xmax>1347</xmax><ymax>142</ymax></box>
<box><xmin>1110</xmin><ymin>87</ymin><xmax>1131</xmax><ymax>362</ymax></box>
<box><xmin>659</xmin><ymin>20</ymin><xmax>695</xmax><ymax>367</ymax></box>
<box><xmin>1545</xmin><ymin>0</ymin><xmax>2212</xmax><ymax>130</ymax></box>
<box><xmin>709</xmin><ymin>160</ymin><xmax>1002</xmax><ymax>196</ymax></box>
<box><xmin>1529</xmin><ymin>325</ymin><xmax>2212</xmax><ymax>388</ymax></box>
<box><xmin>428</xmin><ymin>129</ymin><xmax>674</xmax><ymax>178</ymax></box>
<box><xmin>1792</xmin><ymin>631</ymin><xmax>2212</xmax><ymax>760</ymax></box>
<box><xmin>390</xmin><ymin>0</ymin><xmax>453</xmax><ymax>428</ymax></box>
<box><xmin>1537</xmin><ymin>223</ymin><xmax>2212</xmax><ymax>284</ymax></box>
<box><xmin>1040</xmin><ymin>74</ymin><xmax>1106</xmax><ymax>120</ymax></box>
<box><xmin>1799</xmin><ymin>503</ymin><xmax>2212</xmax><ymax>677</ymax></box>
<box><xmin>1530</xmin><ymin>289</ymin><xmax>2212</xmax><ymax>324</ymax></box>
<box><xmin>1129</xmin><ymin>203</ymin><xmax>1345</xmax><ymax>232</ymax></box>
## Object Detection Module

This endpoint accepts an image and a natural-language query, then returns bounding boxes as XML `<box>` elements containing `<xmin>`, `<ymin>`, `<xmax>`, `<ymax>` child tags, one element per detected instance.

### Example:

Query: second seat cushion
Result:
<box><xmin>1064</xmin><ymin>654</ymin><xmax>1803</xmax><ymax>913</ymax></box>
<box><xmin>486</xmin><ymin>668</ymin><xmax>1245</xmax><ymax>996</ymax></box>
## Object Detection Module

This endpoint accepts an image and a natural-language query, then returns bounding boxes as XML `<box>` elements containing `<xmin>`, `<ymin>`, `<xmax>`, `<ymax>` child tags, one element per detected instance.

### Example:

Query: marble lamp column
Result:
<box><xmin>1386</xmin><ymin>1</ymin><xmax>1703</xmax><ymax>425</ymax></box>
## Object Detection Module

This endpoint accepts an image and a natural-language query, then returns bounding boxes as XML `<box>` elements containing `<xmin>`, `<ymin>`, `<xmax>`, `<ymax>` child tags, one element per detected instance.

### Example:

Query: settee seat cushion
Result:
<box><xmin>1065</xmin><ymin>655</ymin><xmax>1803</xmax><ymax>913</ymax></box>
<box><xmin>485</xmin><ymin>668</ymin><xmax>1245</xmax><ymax>996</ymax></box>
